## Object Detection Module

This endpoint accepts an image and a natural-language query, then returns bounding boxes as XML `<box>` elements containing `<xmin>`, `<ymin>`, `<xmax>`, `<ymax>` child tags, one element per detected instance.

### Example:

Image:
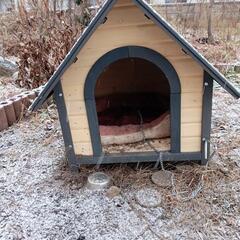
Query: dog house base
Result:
<box><xmin>31</xmin><ymin>0</ymin><xmax>240</xmax><ymax>172</ymax></box>
<box><xmin>76</xmin><ymin>151</ymin><xmax>203</xmax><ymax>165</ymax></box>
<box><xmin>84</xmin><ymin>46</ymin><xmax>181</xmax><ymax>155</ymax></box>
<box><xmin>53</xmin><ymin>73</ymin><xmax>212</xmax><ymax>170</ymax></box>
<box><xmin>68</xmin><ymin>151</ymin><xmax>204</xmax><ymax>172</ymax></box>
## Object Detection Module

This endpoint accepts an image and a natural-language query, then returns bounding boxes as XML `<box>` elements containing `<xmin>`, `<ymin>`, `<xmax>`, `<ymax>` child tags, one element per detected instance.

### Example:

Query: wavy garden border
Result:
<box><xmin>0</xmin><ymin>86</ymin><xmax>45</xmax><ymax>131</ymax></box>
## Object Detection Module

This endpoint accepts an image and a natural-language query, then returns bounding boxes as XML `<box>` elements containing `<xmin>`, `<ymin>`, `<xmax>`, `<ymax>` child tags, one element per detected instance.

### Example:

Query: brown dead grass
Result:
<box><xmin>0</xmin><ymin>0</ymin><xmax>92</xmax><ymax>89</ymax></box>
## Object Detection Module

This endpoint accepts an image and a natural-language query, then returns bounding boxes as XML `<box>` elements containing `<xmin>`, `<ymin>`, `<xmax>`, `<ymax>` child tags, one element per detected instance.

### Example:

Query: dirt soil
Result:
<box><xmin>0</xmin><ymin>86</ymin><xmax>239</xmax><ymax>240</ymax></box>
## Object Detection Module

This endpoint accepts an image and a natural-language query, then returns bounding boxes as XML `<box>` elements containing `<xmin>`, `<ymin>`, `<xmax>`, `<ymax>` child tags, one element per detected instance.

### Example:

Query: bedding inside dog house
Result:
<box><xmin>31</xmin><ymin>0</ymin><xmax>240</xmax><ymax>169</ymax></box>
<box><xmin>96</xmin><ymin>57</ymin><xmax>171</xmax><ymax>151</ymax></box>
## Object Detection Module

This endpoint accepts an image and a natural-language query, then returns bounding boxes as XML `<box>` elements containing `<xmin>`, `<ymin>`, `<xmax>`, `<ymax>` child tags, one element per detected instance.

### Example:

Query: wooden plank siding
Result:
<box><xmin>61</xmin><ymin>2</ymin><xmax>203</xmax><ymax>155</ymax></box>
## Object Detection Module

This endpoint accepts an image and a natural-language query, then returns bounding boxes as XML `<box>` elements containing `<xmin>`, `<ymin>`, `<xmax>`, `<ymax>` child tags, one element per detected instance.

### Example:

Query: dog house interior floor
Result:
<box><xmin>103</xmin><ymin>138</ymin><xmax>170</xmax><ymax>153</ymax></box>
<box><xmin>95</xmin><ymin>58</ymin><xmax>171</xmax><ymax>153</ymax></box>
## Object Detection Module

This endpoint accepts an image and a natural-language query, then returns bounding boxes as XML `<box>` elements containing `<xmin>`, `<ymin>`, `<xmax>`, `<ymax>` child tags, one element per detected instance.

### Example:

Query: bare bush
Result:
<box><xmin>1</xmin><ymin>0</ymin><xmax>239</xmax><ymax>88</ymax></box>
<box><xmin>2</xmin><ymin>0</ymin><xmax>92</xmax><ymax>89</ymax></box>
<box><xmin>157</xmin><ymin>0</ymin><xmax>240</xmax><ymax>68</ymax></box>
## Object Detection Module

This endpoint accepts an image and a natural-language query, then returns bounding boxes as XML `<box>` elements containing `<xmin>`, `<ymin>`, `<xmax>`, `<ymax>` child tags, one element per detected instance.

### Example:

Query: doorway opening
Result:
<box><xmin>95</xmin><ymin>57</ymin><xmax>171</xmax><ymax>153</ymax></box>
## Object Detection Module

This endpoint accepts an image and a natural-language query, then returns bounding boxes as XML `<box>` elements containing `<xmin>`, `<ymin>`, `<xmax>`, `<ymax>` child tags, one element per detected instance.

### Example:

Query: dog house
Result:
<box><xmin>31</xmin><ymin>0</ymin><xmax>240</xmax><ymax>170</ymax></box>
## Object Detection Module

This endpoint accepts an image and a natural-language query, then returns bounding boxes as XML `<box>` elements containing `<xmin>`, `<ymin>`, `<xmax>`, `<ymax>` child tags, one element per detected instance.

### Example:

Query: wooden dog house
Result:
<box><xmin>31</xmin><ymin>0</ymin><xmax>240</xmax><ymax>170</ymax></box>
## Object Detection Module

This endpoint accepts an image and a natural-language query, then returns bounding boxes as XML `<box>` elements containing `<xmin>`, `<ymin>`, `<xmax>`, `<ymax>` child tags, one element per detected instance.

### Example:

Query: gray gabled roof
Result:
<box><xmin>30</xmin><ymin>0</ymin><xmax>240</xmax><ymax>111</ymax></box>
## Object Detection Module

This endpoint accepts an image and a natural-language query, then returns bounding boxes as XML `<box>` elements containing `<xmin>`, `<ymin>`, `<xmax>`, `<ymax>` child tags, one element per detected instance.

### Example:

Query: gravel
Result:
<box><xmin>0</xmin><ymin>87</ymin><xmax>239</xmax><ymax>240</ymax></box>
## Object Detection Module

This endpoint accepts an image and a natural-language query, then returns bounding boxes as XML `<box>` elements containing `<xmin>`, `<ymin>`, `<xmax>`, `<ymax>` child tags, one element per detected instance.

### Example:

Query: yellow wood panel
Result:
<box><xmin>181</xmin><ymin>123</ymin><xmax>202</xmax><ymax>137</ymax></box>
<box><xmin>114</xmin><ymin>0</ymin><xmax>133</xmax><ymax>7</ymax></box>
<box><xmin>180</xmin><ymin>74</ymin><xmax>203</xmax><ymax>93</ymax></box>
<box><xmin>74</xmin><ymin>142</ymin><xmax>93</xmax><ymax>156</ymax></box>
<box><xmin>182</xmin><ymin>92</ymin><xmax>203</xmax><ymax>108</ymax></box>
<box><xmin>172</xmin><ymin>59</ymin><xmax>203</xmax><ymax>77</ymax></box>
<box><xmin>102</xmin><ymin>4</ymin><xmax>152</xmax><ymax>28</ymax></box>
<box><xmin>85</xmin><ymin>25</ymin><xmax>172</xmax><ymax>50</ymax></box>
<box><xmin>65</xmin><ymin>100</ymin><xmax>87</xmax><ymax>116</ymax></box>
<box><xmin>71</xmin><ymin>129</ymin><xmax>91</xmax><ymax>143</ymax></box>
<box><xmin>61</xmin><ymin>66</ymin><xmax>89</xmax><ymax>88</ymax></box>
<box><xmin>61</xmin><ymin>1</ymin><xmax>204</xmax><ymax>155</ymax></box>
<box><xmin>181</xmin><ymin>107</ymin><xmax>202</xmax><ymax>123</ymax></box>
<box><xmin>181</xmin><ymin>137</ymin><xmax>201</xmax><ymax>152</ymax></box>
<box><xmin>62</xmin><ymin>85</ymin><xmax>85</xmax><ymax>101</ymax></box>
<box><xmin>65</xmin><ymin>47</ymin><xmax>201</xmax><ymax>83</ymax></box>
<box><xmin>61</xmin><ymin>63</ymin><xmax>84</xmax><ymax>80</ymax></box>
<box><xmin>63</xmin><ymin>55</ymin><xmax>197</xmax><ymax>98</ymax></box>
<box><xmin>68</xmin><ymin>115</ymin><xmax>89</xmax><ymax>130</ymax></box>
<box><xmin>76</xmin><ymin>42</ymin><xmax>181</xmax><ymax>69</ymax></box>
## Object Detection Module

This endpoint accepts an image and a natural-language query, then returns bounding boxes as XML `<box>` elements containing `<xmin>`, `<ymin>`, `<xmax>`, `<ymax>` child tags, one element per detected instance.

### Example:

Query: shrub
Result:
<box><xmin>4</xmin><ymin>0</ymin><xmax>92</xmax><ymax>89</ymax></box>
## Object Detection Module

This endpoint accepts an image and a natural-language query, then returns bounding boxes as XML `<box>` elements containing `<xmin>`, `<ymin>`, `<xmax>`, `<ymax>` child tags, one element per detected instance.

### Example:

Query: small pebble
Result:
<box><xmin>77</xmin><ymin>235</ymin><xmax>86</xmax><ymax>240</ymax></box>
<box><xmin>106</xmin><ymin>186</ymin><xmax>121</xmax><ymax>199</ymax></box>
<box><xmin>151</xmin><ymin>170</ymin><xmax>173</xmax><ymax>188</ymax></box>
<box><xmin>7</xmin><ymin>141</ymin><xmax>13</xmax><ymax>147</ymax></box>
<box><xmin>219</xmin><ymin>167</ymin><xmax>229</xmax><ymax>175</ymax></box>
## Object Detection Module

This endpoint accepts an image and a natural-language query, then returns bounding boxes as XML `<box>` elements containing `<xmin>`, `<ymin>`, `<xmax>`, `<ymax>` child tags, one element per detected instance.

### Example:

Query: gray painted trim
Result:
<box><xmin>134</xmin><ymin>0</ymin><xmax>240</xmax><ymax>99</ymax></box>
<box><xmin>85</xmin><ymin>47</ymin><xmax>129</xmax><ymax>100</ymax></box>
<box><xmin>85</xmin><ymin>47</ymin><xmax>129</xmax><ymax>156</ymax></box>
<box><xmin>84</xmin><ymin>46</ymin><xmax>181</xmax><ymax>156</ymax></box>
<box><xmin>171</xmin><ymin>93</ymin><xmax>181</xmax><ymax>153</ymax></box>
<box><xmin>31</xmin><ymin>0</ymin><xmax>239</xmax><ymax>112</ymax></box>
<box><xmin>53</xmin><ymin>82</ymin><xmax>79</xmax><ymax>170</ymax></box>
<box><xmin>85</xmin><ymin>99</ymin><xmax>102</xmax><ymax>155</ymax></box>
<box><xmin>76</xmin><ymin>151</ymin><xmax>202</xmax><ymax>165</ymax></box>
<box><xmin>30</xmin><ymin>0</ymin><xmax>118</xmax><ymax>111</ymax></box>
<box><xmin>128</xmin><ymin>46</ymin><xmax>181</xmax><ymax>93</ymax></box>
<box><xmin>201</xmin><ymin>71</ymin><xmax>213</xmax><ymax>165</ymax></box>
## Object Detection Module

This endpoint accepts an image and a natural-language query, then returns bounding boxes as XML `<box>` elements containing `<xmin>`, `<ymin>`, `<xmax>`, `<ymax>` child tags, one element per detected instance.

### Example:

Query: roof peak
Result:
<box><xmin>30</xmin><ymin>0</ymin><xmax>239</xmax><ymax>111</ymax></box>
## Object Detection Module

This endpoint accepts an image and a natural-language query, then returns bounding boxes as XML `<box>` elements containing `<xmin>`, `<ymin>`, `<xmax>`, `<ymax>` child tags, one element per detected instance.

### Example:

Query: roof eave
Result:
<box><xmin>134</xmin><ymin>0</ymin><xmax>240</xmax><ymax>99</ymax></box>
<box><xmin>30</xmin><ymin>0</ymin><xmax>240</xmax><ymax>112</ymax></box>
<box><xmin>30</xmin><ymin>0</ymin><xmax>117</xmax><ymax>111</ymax></box>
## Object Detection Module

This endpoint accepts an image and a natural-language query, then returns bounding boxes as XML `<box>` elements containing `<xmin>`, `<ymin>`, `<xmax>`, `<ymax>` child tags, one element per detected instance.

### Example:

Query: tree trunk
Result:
<box><xmin>207</xmin><ymin>0</ymin><xmax>215</xmax><ymax>44</ymax></box>
<box><xmin>68</xmin><ymin>0</ymin><xmax>72</xmax><ymax>25</ymax></box>
<box><xmin>53</xmin><ymin>0</ymin><xmax>57</xmax><ymax>26</ymax></box>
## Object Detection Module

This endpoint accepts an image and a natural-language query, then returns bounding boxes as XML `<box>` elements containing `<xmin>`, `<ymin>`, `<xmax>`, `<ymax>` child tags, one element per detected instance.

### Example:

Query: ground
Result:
<box><xmin>0</xmin><ymin>77</ymin><xmax>26</xmax><ymax>101</ymax></box>
<box><xmin>0</xmin><ymin>3</ymin><xmax>240</xmax><ymax>239</ymax></box>
<box><xmin>0</xmin><ymin>85</ymin><xmax>239</xmax><ymax>240</ymax></box>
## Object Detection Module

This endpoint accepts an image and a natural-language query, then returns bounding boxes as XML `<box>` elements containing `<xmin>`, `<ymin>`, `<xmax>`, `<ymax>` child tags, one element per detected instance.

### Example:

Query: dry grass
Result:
<box><xmin>86</xmin><ymin>87</ymin><xmax>240</xmax><ymax>237</ymax></box>
<box><xmin>0</xmin><ymin>1</ymin><xmax>239</xmax><ymax>89</ymax></box>
<box><xmin>0</xmin><ymin>0</ymin><xmax>92</xmax><ymax>89</ymax></box>
<box><xmin>157</xmin><ymin>1</ymin><xmax>240</xmax><ymax>71</ymax></box>
<box><xmin>186</xmin><ymin>30</ymin><xmax>239</xmax><ymax>66</ymax></box>
<box><xmin>0</xmin><ymin>81</ymin><xmax>239</xmax><ymax>238</ymax></box>
<box><xmin>96</xmin><ymin>156</ymin><xmax>239</xmax><ymax>237</ymax></box>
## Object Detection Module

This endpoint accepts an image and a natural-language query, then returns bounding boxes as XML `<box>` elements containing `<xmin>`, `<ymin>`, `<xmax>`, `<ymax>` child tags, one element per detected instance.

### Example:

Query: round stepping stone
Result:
<box><xmin>135</xmin><ymin>188</ymin><xmax>162</xmax><ymax>208</ymax></box>
<box><xmin>151</xmin><ymin>170</ymin><xmax>173</xmax><ymax>188</ymax></box>
<box><xmin>86</xmin><ymin>172</ymin><xmax>110</xmax><ymax>190</ymax></box>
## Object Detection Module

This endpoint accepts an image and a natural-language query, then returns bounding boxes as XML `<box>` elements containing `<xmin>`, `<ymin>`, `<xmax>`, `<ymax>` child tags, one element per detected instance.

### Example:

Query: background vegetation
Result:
<box><xmin>0</xmin><ymin>0</ymin><xmax>239</xmax><ymax>89</ymax></box>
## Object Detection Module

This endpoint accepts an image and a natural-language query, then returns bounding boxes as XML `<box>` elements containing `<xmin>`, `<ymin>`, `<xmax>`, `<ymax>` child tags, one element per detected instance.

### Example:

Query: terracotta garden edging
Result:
<box><xmin>0</xmin><ymin>86</ymin><xmax>44</xmax><ymax>131</ymax></box>
<box><xmin>0</xmin><ymin>105</ymin><xmax>8</xmax><ymax>131</ymax></box>
<box><xmin>1</xmin><ymin>100</ymin><xmax>16</xmax><ymax>126</ymax></box>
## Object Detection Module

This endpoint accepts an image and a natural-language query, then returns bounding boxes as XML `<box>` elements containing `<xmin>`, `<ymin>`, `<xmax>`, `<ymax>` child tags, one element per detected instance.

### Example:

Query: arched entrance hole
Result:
<box><xmin>95</xmin><ymin>58</ymin><xmax>171</xmax><ymax>153</ymax></box>
<box><xmin>84</xmin><ymin>46</ymin><xmax>181</xmax><ymax>156</ymax></box>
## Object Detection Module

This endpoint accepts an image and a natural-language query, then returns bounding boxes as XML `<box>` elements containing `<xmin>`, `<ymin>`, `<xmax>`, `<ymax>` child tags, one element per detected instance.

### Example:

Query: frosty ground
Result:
<box><xmin>0</xmin><ymin>86</ymin><xmax>239</xmax><ymax>240</ymax></box>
